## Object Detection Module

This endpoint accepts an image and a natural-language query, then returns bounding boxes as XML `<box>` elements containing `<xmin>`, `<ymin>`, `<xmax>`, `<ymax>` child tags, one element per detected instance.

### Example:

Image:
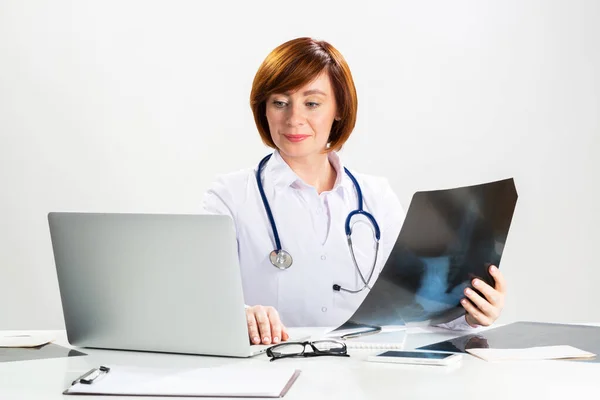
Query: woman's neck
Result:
<box><xmin>279</xmin><ymin>151</ymin><xmax>337</xmax><ymax>194</ymax></box>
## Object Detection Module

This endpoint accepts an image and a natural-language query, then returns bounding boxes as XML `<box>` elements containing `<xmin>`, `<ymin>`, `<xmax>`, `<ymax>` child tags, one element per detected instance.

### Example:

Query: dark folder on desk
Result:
<box><xmin>337</xmin><ymin>178</ymin><xmax>518</xmax><ymax>329</ymax></box>
<box><xmin>418</xmin><ymin>321</ymin><xmax>600</xmax><ymax>363</ymax></box>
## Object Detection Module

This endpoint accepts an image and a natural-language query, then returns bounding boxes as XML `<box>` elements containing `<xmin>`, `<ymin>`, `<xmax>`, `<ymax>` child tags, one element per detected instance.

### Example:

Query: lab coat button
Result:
<box><xmin>321</xmin><ymin>255</ymin><xmax>327</xmax><ymax>260</ymax></box>
<box><xmin>321</xmin><ymin>307</ymin><xmax>327</xmax><ymax>312</ymax></box>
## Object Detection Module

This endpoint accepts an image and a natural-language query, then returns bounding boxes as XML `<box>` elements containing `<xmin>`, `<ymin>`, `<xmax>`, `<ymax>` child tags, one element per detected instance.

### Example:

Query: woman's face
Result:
<box><xmin>265</xmin><ymin>71</ymin><xmax>338</xmax><ymax>161</ymax></box>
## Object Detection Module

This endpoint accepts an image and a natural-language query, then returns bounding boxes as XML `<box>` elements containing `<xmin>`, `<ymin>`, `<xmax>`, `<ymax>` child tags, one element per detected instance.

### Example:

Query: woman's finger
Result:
<box><xmin>461</xmin><ymin>297</ymin><xmax>492</xmax><ymax>326</ymax></box>
<box><xmin>245</xmin><ymin>309</ymin><xmax>261</xmax><ymax>344</ymax></box>
<box><xmin>464</xmin><ymin>287</ymin><xmax>498</xmax><ymax>321</ymax></box>
<box><xmin>472</xmin><ymin>278</ymin><xmax>503</xmax><ymax>308</ymax></box>
<box><xmin>253</xmin><ymin>306</ymin><xmax>272</xmax><ymax>344</ymax></box>
<box><xmin>489</xmin><ymin>265</ymin><xmax>507</xmax><ymax>294</ymax></box>
<box><xmin>281</xmin><ymin>325</ymin><xmax>290</xmax><ymax>341</ymax></box>
<box><xmin>266</xmin><ymin>307</ymin><xmax>283</xmax><ymax>344</ymax></box>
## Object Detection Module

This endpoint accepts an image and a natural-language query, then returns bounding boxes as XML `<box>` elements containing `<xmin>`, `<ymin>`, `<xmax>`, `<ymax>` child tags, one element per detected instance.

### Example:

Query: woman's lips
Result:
<box><xmin>283</xmin><ymin>134</ymin><xmax>310</xmax><ymax>142</ymax></box>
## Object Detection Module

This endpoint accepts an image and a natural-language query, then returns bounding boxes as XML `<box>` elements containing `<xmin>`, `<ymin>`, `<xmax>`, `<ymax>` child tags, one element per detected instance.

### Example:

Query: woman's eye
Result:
<box><xmin>273</xmin><ymin>101</ymin><xmax>287</xmax><ymax>108</ymax></box>
<box><xmin>306</xmin><ymin>102</ymin><xmax>320</xmax><ymax>108</ymax></box>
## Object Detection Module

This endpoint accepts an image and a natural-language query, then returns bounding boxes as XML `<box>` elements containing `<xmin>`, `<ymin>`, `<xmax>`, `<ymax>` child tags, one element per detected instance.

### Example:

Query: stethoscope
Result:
<box><xmin>256</xmin><ymin>153</ymin><xmax>381</xmax><ymax>294</ymax></box>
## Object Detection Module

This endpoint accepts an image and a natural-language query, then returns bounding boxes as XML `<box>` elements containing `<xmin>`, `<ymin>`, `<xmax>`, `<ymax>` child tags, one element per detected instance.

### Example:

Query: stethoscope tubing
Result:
<box><xmin>256</xmin><ymin>153</ymin><xmax>381</xmax><ymax>292</ymax></box>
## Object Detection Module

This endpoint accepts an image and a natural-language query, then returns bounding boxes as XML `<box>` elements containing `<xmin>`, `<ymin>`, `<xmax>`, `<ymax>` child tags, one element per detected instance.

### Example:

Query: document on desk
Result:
<box><xmin>342</xmin><ymin>330</ymin><xmax>408</xmax><ymax>350</ymax></box>
<box><xmin>466</xmin><ymin>345</ymin><xmax>596</xmax><ymax>362</ymax></box>
<box><xmin>64</xmin><ymin>364</ymin><xmax>301</xmax><ymax>398</ymax></box>
<box><xmin>0</xmin><ymin>333</ymin><xmax>55</xmax><ymax>348</ymax></box>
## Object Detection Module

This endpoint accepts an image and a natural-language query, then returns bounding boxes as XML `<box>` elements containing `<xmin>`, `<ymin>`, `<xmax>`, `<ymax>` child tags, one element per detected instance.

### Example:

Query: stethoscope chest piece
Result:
<box><xmin>270</xmin><ymin>249</ymin><xmax>293</xmax><ymax>270</ymax></box>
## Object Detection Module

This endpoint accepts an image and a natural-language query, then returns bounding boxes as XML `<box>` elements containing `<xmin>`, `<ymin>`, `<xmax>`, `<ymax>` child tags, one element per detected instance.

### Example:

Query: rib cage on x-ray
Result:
<box><xmin>337</xmin><ymin>178</ymin><xmax>518</xmax><ymax>328</ymax></box>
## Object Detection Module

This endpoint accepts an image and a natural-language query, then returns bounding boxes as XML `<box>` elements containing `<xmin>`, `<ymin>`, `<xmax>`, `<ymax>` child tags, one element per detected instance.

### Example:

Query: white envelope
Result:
<box><xmin>466</xmin><ymin>345</ymin><xmax>596</xmax><ymax>362</ymax></box>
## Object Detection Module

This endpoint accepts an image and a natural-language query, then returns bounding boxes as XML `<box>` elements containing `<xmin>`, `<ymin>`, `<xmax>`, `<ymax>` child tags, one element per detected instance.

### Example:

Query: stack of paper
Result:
<box><xmin>466</xmin><ymin>345</ymin><xmax>596</xmax><ymax>362</ymax></box>
<box><xmin>0</xmin><ymin>334</ymin><xmax>55</xmax><ymax>348</ymax></box>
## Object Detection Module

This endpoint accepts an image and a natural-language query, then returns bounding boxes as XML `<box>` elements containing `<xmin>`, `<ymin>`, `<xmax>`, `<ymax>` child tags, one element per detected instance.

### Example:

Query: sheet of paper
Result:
<box><xmin>150</xmin><ymin>365</ymin><xmax>299</xmax><ymax>397</ymax></box>
<box><xmin>0</xmin><ymin>334</ymin><xmax>55</xmax><ymax>348</ymax></box>
<box><xmin>342</xmin><ymin>330</ymin><xmax>408</xmax><ymax>349</ymax></box>
<box><xmin>381</xmin><ymin>325</ymin><xmax>408</xmax><ymax>333</ymax></box>
<box><xmin>466</xmin><ymin>345</ymin><xmax>596</xmax><ymax>362</ymax></box>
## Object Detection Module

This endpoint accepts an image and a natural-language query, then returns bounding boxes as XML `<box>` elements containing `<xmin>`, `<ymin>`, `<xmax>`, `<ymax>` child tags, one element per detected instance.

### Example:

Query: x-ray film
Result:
<box><xmin>341</xmin><ymin>178</ymin><xmax>518</xmax><ymax>328</ymax></box>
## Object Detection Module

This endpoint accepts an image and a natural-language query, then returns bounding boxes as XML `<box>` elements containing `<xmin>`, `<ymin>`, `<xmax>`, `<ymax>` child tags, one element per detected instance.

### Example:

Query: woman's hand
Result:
<box><xmin>461</xmin><ymin>265</ymin><xmax>506</xmax><ymax>327</ymax></box>
<box><xmin>245</xmin><ymin>305</ymin><xmax>289</xmax><ymax>345</ymax></box>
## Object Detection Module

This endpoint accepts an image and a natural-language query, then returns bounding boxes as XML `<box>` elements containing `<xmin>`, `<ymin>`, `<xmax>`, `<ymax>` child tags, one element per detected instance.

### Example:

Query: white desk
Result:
<box><xmin>1</xmin><ymin>326</ymin><xmax>598</xmax><ymax>399</ymax></box>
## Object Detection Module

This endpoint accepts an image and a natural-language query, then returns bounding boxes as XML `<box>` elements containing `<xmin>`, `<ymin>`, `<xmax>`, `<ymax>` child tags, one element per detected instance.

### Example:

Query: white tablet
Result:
<box><xmin>367</xmin><ymin>350</ymin><xmax>462</xmax><ymax>366</ymax></box>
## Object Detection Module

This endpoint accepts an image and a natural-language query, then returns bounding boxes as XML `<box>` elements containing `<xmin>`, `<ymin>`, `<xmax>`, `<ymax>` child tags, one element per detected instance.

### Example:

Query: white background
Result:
<box><xmin>1</xmin><ymin>0</ymin><xmax>598</xmax><ymax>330</ymax></box>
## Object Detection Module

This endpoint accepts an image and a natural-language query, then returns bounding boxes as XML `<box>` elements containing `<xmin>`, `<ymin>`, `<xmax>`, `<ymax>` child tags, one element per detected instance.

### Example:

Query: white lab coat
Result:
<box><xmin>202</xmin><ymin>150</ymin><xmax>471</xmax><ymax>330</ymax></box>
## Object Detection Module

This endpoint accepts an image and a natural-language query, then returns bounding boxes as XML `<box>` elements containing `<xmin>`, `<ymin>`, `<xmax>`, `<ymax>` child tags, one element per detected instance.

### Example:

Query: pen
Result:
<box><xmin>341</xmin><ymin>328</ymin><xmax>382</xmax><ymax>340</ymax></box>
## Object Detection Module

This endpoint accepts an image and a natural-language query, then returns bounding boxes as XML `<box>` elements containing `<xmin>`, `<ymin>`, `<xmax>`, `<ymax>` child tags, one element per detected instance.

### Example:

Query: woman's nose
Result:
<box><xmin>285</xmin><ymin>104</ymin><xmax>305</xmax><ymax>127</ymax></box>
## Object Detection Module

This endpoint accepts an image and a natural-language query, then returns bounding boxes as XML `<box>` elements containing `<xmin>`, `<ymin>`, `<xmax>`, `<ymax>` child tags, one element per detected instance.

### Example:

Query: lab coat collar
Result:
<box><xmin>264</xmin><ymin>150</ymin><xmax>354</xmax><ymax>196</ymax></box>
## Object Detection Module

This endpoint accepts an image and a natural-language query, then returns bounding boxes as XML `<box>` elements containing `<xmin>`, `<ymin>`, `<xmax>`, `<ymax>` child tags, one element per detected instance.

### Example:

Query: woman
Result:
<box><xmin>202</xmin><ymin>37</ymin><xmax>506</xmax><ymax>346</ymax></box>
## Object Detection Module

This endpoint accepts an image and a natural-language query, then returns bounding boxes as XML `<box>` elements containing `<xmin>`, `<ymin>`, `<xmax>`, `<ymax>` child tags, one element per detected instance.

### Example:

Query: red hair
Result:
<box><xmin>250</xmin><ymin>37</ymin><xmax>358</xmax><ymax>151</ymax></box>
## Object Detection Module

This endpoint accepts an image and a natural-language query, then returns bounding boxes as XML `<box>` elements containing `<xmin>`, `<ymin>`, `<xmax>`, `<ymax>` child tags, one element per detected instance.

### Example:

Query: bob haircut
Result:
<box><xmin>250</xmin><ymin>37</ymin><xmax>358</xmax><ymax>152</ymax></box>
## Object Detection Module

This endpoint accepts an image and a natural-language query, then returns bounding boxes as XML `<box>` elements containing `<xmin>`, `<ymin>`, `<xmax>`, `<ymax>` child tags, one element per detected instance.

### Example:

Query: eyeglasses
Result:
<box><xmin>266</xmin><ymin>340</ymin><xmax>349</xmax><ymax>362</ymax></box>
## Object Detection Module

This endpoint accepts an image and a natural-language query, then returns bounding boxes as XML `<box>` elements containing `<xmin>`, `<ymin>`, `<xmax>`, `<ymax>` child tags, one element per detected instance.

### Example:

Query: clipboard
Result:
<box><xmin>64</xmin><ymin>364</ymin><xmax>301</xmax><ymax>398</ymax></box>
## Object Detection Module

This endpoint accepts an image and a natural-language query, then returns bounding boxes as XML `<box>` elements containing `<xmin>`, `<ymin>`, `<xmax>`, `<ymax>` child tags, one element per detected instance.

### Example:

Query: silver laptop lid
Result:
<box><xmin>48</xmin><ymin>212</ymin><xmax>252</xmax><ymax>357</ymax></box>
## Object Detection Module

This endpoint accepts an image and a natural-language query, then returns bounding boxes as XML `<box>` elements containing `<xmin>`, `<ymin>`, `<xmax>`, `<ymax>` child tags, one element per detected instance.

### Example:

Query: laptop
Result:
<box><xmin>48</xmin><ymin>212</ymin><xmax>306</xmax><ymax>357</ymax></box>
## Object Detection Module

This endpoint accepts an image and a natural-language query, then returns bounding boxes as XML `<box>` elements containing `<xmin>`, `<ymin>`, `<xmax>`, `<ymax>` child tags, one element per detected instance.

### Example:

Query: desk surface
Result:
<box><xmin>1</xmin><ymin>325</ymin><xmax>598</xmax><ymax>399</ymax></box>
